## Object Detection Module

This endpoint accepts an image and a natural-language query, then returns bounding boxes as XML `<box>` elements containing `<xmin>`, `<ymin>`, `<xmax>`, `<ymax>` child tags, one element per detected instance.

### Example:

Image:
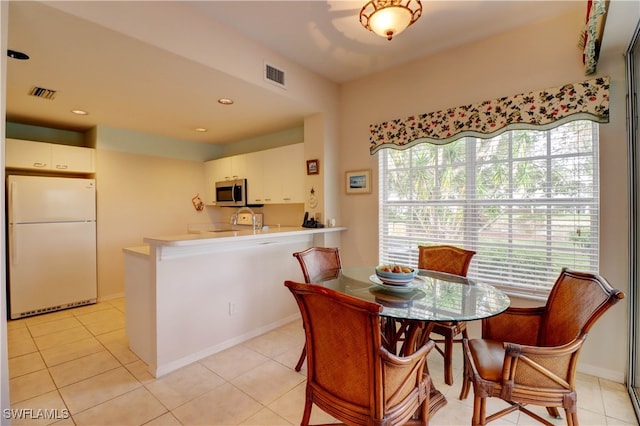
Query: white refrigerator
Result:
<box><xmin>7</xmin><ymin>175</ymin><xmax>97</xmax><ymax>319</ymax></box>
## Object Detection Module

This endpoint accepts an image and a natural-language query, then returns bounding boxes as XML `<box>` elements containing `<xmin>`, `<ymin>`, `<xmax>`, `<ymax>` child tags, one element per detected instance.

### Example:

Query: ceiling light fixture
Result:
<box><xmin>71</xmin><ymin>109</ymin><xmax>88</xmax><ymax>115</ymax></box>
<box><xmin>194</xmin><ymin>128</ymin><xmax>208</xmax><ymax>132</ymax></box>
<box><xmin>359</xmin><ymin>0</ymin><xmax>422</xmax><ymax>41</ymax></box>
<box><xmin>218</xmin><ymin>98</ymin><xmax>234</xmax><ymax>105</ymax></box>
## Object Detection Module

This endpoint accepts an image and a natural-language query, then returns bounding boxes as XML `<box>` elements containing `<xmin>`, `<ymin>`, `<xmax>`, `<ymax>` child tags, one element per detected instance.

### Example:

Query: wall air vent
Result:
<box><xmin>28</xmin><ymin>86</ymin><xmax>57</xmax><ymax>100</ymax></box>
<box><xmin>264</xmin><ymin>62</ymin><xmax>286</xmax><ymax>89</ymax></box>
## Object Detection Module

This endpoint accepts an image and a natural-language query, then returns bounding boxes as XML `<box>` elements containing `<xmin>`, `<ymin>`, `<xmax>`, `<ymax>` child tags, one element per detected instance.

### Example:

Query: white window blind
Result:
<box><xmin>379</xmin><ymin>120</ymin><xmax>599</xmax><ymax>297</ymax></box>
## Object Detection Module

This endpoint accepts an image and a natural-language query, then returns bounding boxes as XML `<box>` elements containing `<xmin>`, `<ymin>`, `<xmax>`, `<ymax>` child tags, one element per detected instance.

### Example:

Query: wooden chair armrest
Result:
<box><xmin>501</xmin><ymin>338</ymin><xmax>586</xmax><ymax>390</ymax></box>
<box><xmin>483</xmin><ymin>306</ymin><xmax>546</xmax><ymax>344</ymax></box>
<box><xmin>380</xmin><ymin>340</ymin><xmax>434</xmax><ymax>401</ymax></box>
<box><xmin>380</xmin><ymin>339</ymin><xmax>435</xmax><ymax>367</ymax></box>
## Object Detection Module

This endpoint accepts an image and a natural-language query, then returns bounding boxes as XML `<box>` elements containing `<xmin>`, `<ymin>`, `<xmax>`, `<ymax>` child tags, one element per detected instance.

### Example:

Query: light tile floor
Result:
<box><xmin>6</xmin><ymin>298</ymin><xmax>639</xmax><ymax>425</ymax></box>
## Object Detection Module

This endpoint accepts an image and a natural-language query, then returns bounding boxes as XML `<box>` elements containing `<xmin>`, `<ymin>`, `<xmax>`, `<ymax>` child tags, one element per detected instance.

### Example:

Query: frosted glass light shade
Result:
<box><xmin>368</xmin><ymin>6</ymin><xmax>412</xmax><ymax>40</ymax></box>
<box><xmin>359</xmin><ymin>0</ymin><xmax>422</xmax><ymax>41</ymax></box>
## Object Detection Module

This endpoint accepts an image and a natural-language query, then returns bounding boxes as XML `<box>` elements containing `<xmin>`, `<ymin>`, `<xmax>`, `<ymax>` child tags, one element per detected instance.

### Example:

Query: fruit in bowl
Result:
<box><xmin>375</xmin><ymin>264</ymin><xmax>417</xmax><ymax>285</ymax></box>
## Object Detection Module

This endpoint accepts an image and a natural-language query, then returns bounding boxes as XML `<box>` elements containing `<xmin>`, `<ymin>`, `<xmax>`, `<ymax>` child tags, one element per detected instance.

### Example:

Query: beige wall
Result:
<box><xmin>95</xmin><ymin>149</ymin><xmax>208</xmax><ymax>299</ymax></box>
<box><xmin>2</xmin><ymin>3</ymin><xmax>632</xmax><ymax>389</ymax></box>
<box><xmin>95</xmin><ymin>148</ymin><xmax>307</xmax><ymax>300</ymax></box>
<box><xmin>338</xmin><ymin>9</ymin><xmax>629</xmax><ymax>381</ymax></box>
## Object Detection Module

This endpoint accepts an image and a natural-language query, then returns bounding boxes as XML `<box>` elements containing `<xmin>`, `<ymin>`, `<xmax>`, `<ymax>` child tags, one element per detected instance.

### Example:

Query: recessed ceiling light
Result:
<box><xmin>71</xmin><ymin>109</ymin><xmax>88</xmax><ymax>115</ymax></box>
<box><xmin>195</xmin><ymin>128</ymin><xmax>208</xmax><ymax>132</ymax></box>
<box><xmin>218</xmin><ymin>98</ymin><xmax>234</xmax><ymax>105</ymax></box>
<box><xmin>7</xmin><ymin>49</ymin><xmax>29</xmax><ymax>60</ymax></box>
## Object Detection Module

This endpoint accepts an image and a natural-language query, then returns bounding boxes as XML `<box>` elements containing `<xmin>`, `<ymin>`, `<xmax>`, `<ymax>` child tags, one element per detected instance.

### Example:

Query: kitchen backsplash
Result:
<box><xmin>206</xmin><ymin>203</ymin><xmax>305</xmax><ymax>228</ymax></box>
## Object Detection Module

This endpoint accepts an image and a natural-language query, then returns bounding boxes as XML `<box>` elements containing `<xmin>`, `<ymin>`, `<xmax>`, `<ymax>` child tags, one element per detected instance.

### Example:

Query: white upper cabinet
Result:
<box><xmin>51</xmin><ymin>144</ymin><xmax>95</xmax><ymax>173</ymax></box>
<box><xmin>206</xmin><ymin>157</ymin><xmax>231</xmax><ymax>184</ymax></box>
<box><xmin>280</xmin><ymin>143</ymin><xmax>304</xmax><ymax>203</ymax></box>
<box><xmin>204</xmin><ymin>155</ymin><xmax>250</xmax><ymax>204</ymax></box>
<box><xmin>6</xmin><ymin>139</ymin><xmax>95</xmax><ymax>173</ymax></box>
<box><xmin>244</xmin><ymin>151</ymin><xmax>264</xmax><ymax>204</ymax></box>
<box><xmin>261</xmin><ymin>143</ymin><xmax>304</xmax><ymax>204</ymax></box>
<box><xmin>204</xmin><ymin>158</ymin><xmax>226</xmax><ymax>204</ymax></box>
<box><xmin>204</xmin><ymin>143</ymin><xmax>305</xmax><ymax>206</ymax></box>
<box><xmin>231</xmin><ymin>155</ymin><xmax>247</xmax><ymax>180</ymax></box>
<box><xmin>206</xmin><ymin>156</ymin><xmax>248</xmax><ymax>183</ymax></box>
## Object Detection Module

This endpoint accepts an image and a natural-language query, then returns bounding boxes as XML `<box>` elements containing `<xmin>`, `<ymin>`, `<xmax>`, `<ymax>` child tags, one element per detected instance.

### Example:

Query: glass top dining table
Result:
<box><xmin>310</xmin><ymin>265</ymin><xmax>511</xmax><ymax>415</ymax></box>
<box><xmin>313</xmin><ymin>266</ymin><xmax>511</xmax><ymax>323</ymax></box>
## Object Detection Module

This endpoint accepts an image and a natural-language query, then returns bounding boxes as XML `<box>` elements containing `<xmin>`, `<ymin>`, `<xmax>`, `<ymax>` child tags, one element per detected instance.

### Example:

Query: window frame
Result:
<box><xmin>378</xmin><ymin>121</ymin><xmax>600</xmax><ymax>298</ymax></box>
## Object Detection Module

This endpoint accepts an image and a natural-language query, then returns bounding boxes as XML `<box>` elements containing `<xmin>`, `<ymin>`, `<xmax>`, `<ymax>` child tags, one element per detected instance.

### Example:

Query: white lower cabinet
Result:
<box><xmin>6</xmin><ymin>138</ymin><xmax>95</xmax><ymax>173</ymax></box>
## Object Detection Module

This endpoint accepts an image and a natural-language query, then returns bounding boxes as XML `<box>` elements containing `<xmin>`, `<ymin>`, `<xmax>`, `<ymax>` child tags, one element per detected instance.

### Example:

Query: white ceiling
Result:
<box><xmin>5</xmin><ymin>1</ymin><xmax>638</xmax><ymax>146</ymax></box>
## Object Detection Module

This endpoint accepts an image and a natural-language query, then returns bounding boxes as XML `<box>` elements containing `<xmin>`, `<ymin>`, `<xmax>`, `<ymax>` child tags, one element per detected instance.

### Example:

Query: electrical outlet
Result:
<box><xmin>228</xmin><ymin>302</ymin><xmax>237</xmax><ymax>316</ymax></box>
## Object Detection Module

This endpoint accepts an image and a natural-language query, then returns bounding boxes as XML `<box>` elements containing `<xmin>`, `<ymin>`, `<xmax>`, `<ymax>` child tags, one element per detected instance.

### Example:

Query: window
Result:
<box><xmin>379</xmin><ymin>120</ymin><xmax>599</xmax><ymax>297</ymax></box>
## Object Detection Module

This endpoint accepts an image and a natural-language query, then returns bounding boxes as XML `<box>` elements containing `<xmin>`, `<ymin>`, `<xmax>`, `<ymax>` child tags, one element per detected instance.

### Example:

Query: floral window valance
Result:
<box><xmin>580</xmin><ymin>0</ymin><xmax>608</xmax><ymax>75</ymax></box>
<box><xmin>369</xmin><ymin>76</ymin><xmax>610</xmax><ymax>154</ymax></box>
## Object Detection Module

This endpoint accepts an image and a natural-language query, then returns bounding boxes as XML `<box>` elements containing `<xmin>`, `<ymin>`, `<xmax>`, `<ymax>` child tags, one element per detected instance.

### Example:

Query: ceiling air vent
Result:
<box><xmin>264</xmin><ymin>63</ymin><xmax>286</xmax><ymax>89</ymax></box>
<box><xmin>28</xmin><ymin>86</ymin><xmax>57</xmax><ymax>100</ymax></box>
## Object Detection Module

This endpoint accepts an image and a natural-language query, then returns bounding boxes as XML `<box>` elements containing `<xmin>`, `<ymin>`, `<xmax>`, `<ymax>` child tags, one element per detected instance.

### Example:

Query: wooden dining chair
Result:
<box><xmin>293</xmin><ymin>247</ymin><xmax>342</xmax><ymax>283</ymax></box>
<box><xmin>285</xmin><ymin>280</ymin><xmax>434</xmax><ymax>426</ymax></box>
<box><xmin>291</xmin><ymin>247</ymin><xmax>342</xmax><ymax>371</ymax></box>
<box><xmin>459</xmin><ymin>268</ymin><xmax>624</xmax><ymax>426</ymax></box>
<box><xmin>417</xmin><ymin>244</ymin><xmax>476</xmax><ymax>385</ymax></box>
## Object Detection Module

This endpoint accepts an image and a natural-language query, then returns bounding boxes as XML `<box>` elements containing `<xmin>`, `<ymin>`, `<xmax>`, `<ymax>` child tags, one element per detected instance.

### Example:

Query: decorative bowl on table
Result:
<box><xmin>375</xmin><ymin>265</ymin><xmax>418</xmax><ymax>286</ymax></box>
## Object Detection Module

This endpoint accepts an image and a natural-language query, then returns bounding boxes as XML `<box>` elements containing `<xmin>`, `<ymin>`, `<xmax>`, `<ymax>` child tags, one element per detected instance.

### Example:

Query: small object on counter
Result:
<box><xmin>302</xmin><ymin>211</ymin><xmax>325</xmax><ymax>228</ymax></box>
<box><xmin>262</xmin><ymin>226</ymin><xmax>269</xmax><ymax>230</ymax></box>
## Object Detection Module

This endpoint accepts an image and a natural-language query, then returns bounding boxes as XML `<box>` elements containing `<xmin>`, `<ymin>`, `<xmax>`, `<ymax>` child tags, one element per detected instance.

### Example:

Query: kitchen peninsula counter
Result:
<box><xmin>123</xmin><ymin>225</ymin><xmax>346</xmax><ymax>377</ymax></box>
<box><xmin>141</xmin><ymin>225</ymin><xmax>346</xmax><ymax>247</ymax></box>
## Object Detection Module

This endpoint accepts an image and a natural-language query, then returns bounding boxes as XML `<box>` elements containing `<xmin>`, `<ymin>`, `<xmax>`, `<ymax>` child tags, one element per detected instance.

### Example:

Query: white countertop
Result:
<box><xmin>139</xmin><ymin>225</ymin><xmax>346</xmax><ymax>248</ymax></box>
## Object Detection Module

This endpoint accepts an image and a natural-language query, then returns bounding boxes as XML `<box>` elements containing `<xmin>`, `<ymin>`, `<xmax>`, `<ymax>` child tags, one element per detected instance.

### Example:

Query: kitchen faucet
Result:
<box><xmin>234</xmin><ymin>206</ymin><xmax>257</xmax><ymax>230</ymax></box>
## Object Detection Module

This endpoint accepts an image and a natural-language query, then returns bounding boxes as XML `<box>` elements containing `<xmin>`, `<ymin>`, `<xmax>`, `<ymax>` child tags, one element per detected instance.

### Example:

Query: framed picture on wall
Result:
<box><xmin>345</xmin><ymin>169</ymin><xmax>371</xmax><ymax>194</ymax></box>
<box><xmin>307</xmin><ymin>159</ymin><xmax>319</xmax><ymax>175</ymax></box>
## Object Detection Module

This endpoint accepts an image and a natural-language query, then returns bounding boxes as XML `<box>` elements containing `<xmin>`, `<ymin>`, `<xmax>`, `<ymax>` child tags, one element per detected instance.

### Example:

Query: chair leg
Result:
<box><xmin>295</xmin><ymin>346</ymin><xmax>306</xmax><ymax>372</ymax></box>
<box><xmin>565</xmin><ymin>409</ymin><xmax>577</xmax><ymax>426</ymax></box>
<box><xmin>472</xmin><ymin>395</ymin><xmax>486</xmax><ymax>426</ymax></box>
<box><xmin>459</xmin><ymin>360</ymin><xmax>471</xmax><ymax>400</ymax></box>
<box><xmin>301</xmin><ymin>397</ymin><xmax>312</xmax><ymax>426</ymax></box>
<box><xmin>459</xmin><ymin>331</ymin><xmax>471</xmax><ymax>399</ymax></box>
<box><xmin>443</xmin><ymin>334</ymin><xmax>454</xmax><ymax>385</ymax></box>
<box><xmin>546</xmin><ymin>407</ymin><xmax>561</xmax><ymax>419</ymax></box>
<box><xmin>443</xmin><ymin>326</ymin><xmax>468</xmax><ymax>386</ymax></box>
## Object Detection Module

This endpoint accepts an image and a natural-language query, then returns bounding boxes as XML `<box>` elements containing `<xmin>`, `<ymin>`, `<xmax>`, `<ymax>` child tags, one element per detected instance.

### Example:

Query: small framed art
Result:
<box><xmin>345</xmin><ymin>169</ymin><xmax>371</xmax><ymax>194</ymax></box>
<box><xmin>307</xmin><ymin>159</ymin><xmax>319</xmax><ymax>175</ymax></box>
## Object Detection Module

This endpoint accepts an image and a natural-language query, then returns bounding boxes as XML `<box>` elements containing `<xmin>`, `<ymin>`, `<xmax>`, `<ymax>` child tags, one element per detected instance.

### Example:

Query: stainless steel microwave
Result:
<box><xmin>215</xmin><ymin>178</ymin><xmax>247</xmax><ymax>207</ymax></box>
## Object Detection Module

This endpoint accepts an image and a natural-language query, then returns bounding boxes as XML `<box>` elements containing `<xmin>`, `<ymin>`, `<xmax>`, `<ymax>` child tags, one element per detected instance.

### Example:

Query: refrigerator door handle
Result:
<box><xmin>9</xmin><ymin>182</ymin><xmax>18</xmax><ymax>265</ymax></box>
<box><xmin>9</xmin><ymin>181</ymin><xmax>17</xmax><ymax>265</ymax></box>
<box><xmin>8</xmin><ymin>181</ymin><xmax>15</xmax><ymax>223</ymax></box>
<box><xmin>10</xmin><ymin>225</ymin><xmax>17</xmax><ymax>266</ymax></box>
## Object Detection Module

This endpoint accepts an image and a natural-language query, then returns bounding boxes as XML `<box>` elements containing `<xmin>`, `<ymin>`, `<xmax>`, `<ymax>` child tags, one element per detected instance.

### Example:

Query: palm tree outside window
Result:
<box><xmin>378</xmin><ymin>120</ymin><xmax>599</xmax><ymax>298</ymax></box>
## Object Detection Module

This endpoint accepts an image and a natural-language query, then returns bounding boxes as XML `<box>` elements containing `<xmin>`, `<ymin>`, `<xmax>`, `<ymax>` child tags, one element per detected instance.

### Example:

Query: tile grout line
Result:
<box><xmin>12</xmin><ymin>302</ymin><xmax>154</xmax><ymax>422</ymax></box>
<box><xmin>63</xmin><ymin>302</ymin><xmax>151</xmax><ymax>421</ymax></box>
<box><xmin>7</xmin><ymin>300</ymin><xmax>638</xmax><ymax>426</ymax></box>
